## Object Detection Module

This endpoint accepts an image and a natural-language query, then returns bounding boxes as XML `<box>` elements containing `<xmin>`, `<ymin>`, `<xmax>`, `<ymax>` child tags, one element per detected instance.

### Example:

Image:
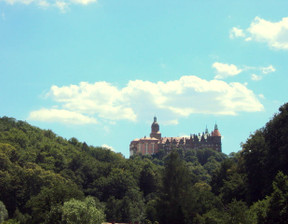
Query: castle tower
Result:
<box><xmin>211</xmin><ymin>123</ymin><xmax>222</xmax><ymax>152</ymax></box>
<box><xmin>150</xmin><ymin>116</ymin><xmax>161</xmax><ymax>140</ymax></box>
<box><xmin>212</xmin><ymin>124</ymin><xmax>221</xmax><ymax>136</ymax></box>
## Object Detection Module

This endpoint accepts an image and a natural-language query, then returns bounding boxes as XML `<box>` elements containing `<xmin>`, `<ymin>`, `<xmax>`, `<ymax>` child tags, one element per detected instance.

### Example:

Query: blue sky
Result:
<box><xmin>1</xmin><ymin>0</ymin><xmax>288</xmax><ymax>157</ymax></box>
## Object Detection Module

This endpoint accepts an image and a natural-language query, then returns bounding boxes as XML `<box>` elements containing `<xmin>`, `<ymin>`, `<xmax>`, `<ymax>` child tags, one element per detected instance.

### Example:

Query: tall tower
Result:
<box><xmin>212</xmin><ymin>124</ymin><xmax>222</xmax><ymax>152</ymax></box>
<box><xmin>150</xmin><ymin>116</ymin><xmax>161</xmax><ymax>140</ymax></box>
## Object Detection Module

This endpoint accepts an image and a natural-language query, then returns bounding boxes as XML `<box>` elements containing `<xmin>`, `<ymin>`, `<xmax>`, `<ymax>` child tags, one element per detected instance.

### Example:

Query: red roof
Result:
<box><xmin>212</xmin><ymin>129</ymin><xmax>221</xmax><ymax>136</ymax></box>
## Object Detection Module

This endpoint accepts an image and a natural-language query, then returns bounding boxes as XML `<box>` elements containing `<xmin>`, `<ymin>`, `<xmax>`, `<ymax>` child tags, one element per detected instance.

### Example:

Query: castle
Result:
<box><xmin>129</xmin><ymin>117</ymin><xmax>222</xmax><ymax>156</ymax></box>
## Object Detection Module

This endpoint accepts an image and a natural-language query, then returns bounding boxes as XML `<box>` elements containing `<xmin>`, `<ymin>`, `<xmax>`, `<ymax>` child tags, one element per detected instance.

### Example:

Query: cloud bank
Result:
<box><xmin>1</xmin><ymin>0</ymin><xmax>97</xmax><ymax>12</ymax></box>
<box><xmin>247</xmin><ymin>65</ymin><xmax>276</xmax><ymax>81</ymax></box>
<box><xmin>29</xmin><ymin>108</ymin><xmax>98</xmax><ymax>125</ymax></box>
<box><xmin>213</xmin><ymin>62</ymin><xmax>242</xmax><ymax>79</ymax></box>
<box><xmin>212</xmin><ymin>62</ymin><xmax>275</xmax><ymax>81</ymax></box>
<box><xmin>28</xmin><ymin>76</ymin><xmax>264</xmax><ymax>125</ymax></box>
<box><xmin>230</xmin><ymin>17</ymin><xmax>288</xmax><ymax>50</ymax></box>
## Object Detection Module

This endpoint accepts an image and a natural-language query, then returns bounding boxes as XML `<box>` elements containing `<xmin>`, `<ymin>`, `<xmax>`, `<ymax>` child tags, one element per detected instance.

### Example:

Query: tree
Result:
<box><xmin>240</xmin><ymin>103</ymin><xmax>288</xmax><ymax>203</ymax></box>
<box><xmin>121</xmin><ymin>188</ymin><xmax>145</xmax><ymax>223</ymax></box>
<box><xmin>158</xmin><ymin>150</ymin><xmax>196</xmax><ymax>224</ymax></box>
<box><xmin>225</xmin><ymin>199</ymin><xmax>252</xmax><ymax>224</ymax></box>
<box><xmin>105</xmin><ymin>189</ymin><xmax>145</xmax><ymax>223</ymax></box>
<box><xmin>0</xmin><ymin>201</ymin><xmax>8</xmax><ymax>223</ymax></box>
<box><xmin>264</xmin><ymin>103</ymin><xmax>288</xmax><ymax>175</ymax></box>
<box><xmin>264</xmin><ymin>171</ymin><xmax>288</xmax><ymax>223</ymax></box>
<box><xmin>145</xmin><ymin>197</ymin><xmax>159</xmax><ymax>222</ymax></box>
<box><xmin>61</xmin><ymin>197</ymin><xmax>105</xmax><ymax>224</ymax></box>
<box><xmin>26</xmin><ymin>183</ymin><xmax>83</xmax><ymax>224</ymax></box>
<box><xmin>1</xmin><ymin>219</ymin><xmax>20</xmax><ymax>224</ymax></box>
<box><xmin>202</xmin><ymin>199</ymin><xmax>252</xmax><ymax>224</ymax></box>
<box><xmin>249</xmin><ymin>197</ymin><xmax>270</xmax><ymax>224</ymax></box>
<box><xmin>93</xmin><ymin>168</ymin><xmax>137</xmax><ymax>201</ymax></box>
<box><xmin>139</xmin><ymin>161</ymin><xmax>160</xmax><ymax>197</ymax></box>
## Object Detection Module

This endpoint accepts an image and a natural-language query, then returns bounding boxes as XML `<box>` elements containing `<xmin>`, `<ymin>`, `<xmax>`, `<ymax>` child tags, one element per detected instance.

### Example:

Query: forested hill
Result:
<box><xmin>1</xmin><ymin>102</ymin><xmax>288</xmax><ymax>224</ymax></box>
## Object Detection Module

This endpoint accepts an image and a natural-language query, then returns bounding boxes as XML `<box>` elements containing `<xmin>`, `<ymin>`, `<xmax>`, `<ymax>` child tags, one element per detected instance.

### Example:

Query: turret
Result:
<box><xmin>150</xmin><ymin>116</ymin><xmax>161</xmax><ymax>140</ymax></box>
<box><xmin>211</xmin><ymin>123</ymin><xmax>222</xmax><ymax>152</ymax></box>
<box><xmin>205</xmin><ymin>126</ymin><xmax>209</xmax><ymax>134</ymax></box>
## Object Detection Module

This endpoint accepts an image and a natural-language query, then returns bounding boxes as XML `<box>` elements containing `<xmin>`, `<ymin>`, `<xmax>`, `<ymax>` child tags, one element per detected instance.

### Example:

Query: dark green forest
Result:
<box><xmin>1</xmin><ymin>103</ymin><xmax>288</xmax><ymax>224</ymax></box>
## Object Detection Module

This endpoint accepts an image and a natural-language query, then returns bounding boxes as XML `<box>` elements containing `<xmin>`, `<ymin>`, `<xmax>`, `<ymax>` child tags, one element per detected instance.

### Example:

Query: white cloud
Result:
<box><xmin>71</xmin><ymin>0</ymin><xmax>96</xmax><ymax>5</ymax></box>
<box><xmin>162</xmin><ymin>119</ymin><xmax>179</xmax><ymax>126</ymax></box>
<box><xmin>261</xmin><ymin>65</ymin><xmax>276</xmax><ymax>74</ymax></box>
<box><xmin>29</xmin><ymin>76</ymin><xmax>264</xmax><ymax>125</ymax></box>
<box><xmin>251</xmin><ymin>74</ymin><xmax>262</xmax><ymax>81</ymax></box>
<box><xmin>1</xmin><ymin>0</ymin><xmax>97</xmax><ymax>11</ymax></box>
<box><xmin>258</xmin><ymin>94</ymin><xmax>265</xmax><ymax>99</ymax></box>
<box><xmin>231</xmin><ymin>17</ymin><xmax>288</xmax><ymax>50</ymax></box>
<box><xmin>230</xmin><ymin>27</ymin><xmax>245</xmax><ymax>39</ymax></box>
<box><xmin>47</xmin><ymin>81</ymin><xmax>137</xmax><ymax>121</ymax></box>
<box><xmin>101</xmin><ymin>144</ymin><xmax>115</xmax><ymax>151</ymax></box>
<box><xmin>250</xmin><ymin>65</ymin><xmax>276</xmax><ymax>81</ymax></box>
<box><xmin>213</xmin><ymin>62</ymin><xmax>242</xmax><ymax>79</ymax></box>
<box><xmin>4</xmin><ymin>0</ymin><xmax>34</xmax><ymax>4</ymax></box>
<box><xmin>38</xmin><ymin>0</ymin><xmax>49</xmax><ymax>7</ymax></box>
<box><xmin>28</xmin><ymin>108</ymin><xmax>98</xmax><ymax>125</ymax></box>
<box><xmin>54</xmin><ymin>1</ymin><xmax>69</xmax><ymax>13</ymax></box>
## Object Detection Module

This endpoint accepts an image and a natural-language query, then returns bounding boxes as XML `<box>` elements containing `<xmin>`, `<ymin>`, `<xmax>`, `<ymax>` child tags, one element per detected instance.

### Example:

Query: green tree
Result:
<box><xmin>26</xmin><ymin>183</ymin><xmax>83</xmax><ymax>224</ymax></box>
<box><xmin>202</xmin><ymin>199</ymin><xmax>252</xmax><ymax>224</ymax></box>
<box><xmin>93</xmin><ymin>168</ymin><xmax>137</xmax><ymax>201</ymax></box>
<box><xmin>61</xmin><ymin>197</ymin><xmax>105</xmax><ymax>224</ymax></box>
<box><xmin>158</xmin><ymin>150</ymin><xmax>196</xmax><ymax>224</ymax></box>
<box><xmin>145</xmin><ymin>197</ymin><xmax>159</xmax><ymax>222</ymax></box>
<box><xmin>203</xmin><ymin>157</ymin><xmax>221</xmax><ymax>176</ymax></box>
<box><xmin>105</xmin><ymin>188</ymin><xmax>145</xmax><ymax>223</ymax></box>
<box><xmin>241</xmin><ymin>129</ymin><xmax>269</xmax><ymax>203</ymax></box>
<box><xmin>1</xmin><ymin>220</ymin><xmax>20</xmax><ymax>224</ymax></box>
<box><xmin>105</xmin><ymin>196</ymin><xmax>122</xmax><ymax>222</ymax></box>
<box><xmin>121</xmin><ymin>188</ymin><xmax>145</xmax><ymax>223</ymax></box>
<box><xmin>240</xmin><ymin>103</ymin><xmax>288</xmax><ymax>204</ymax></box>
<box><xmin>264</xmin><ymin>171</ymin><xmax>288</xmax><ymax>224</ymax></box>
<box><xmin>264</xmin><ymin>103</ymin><xmax>288</xmax><ymax>175</ymax></box>
<box><xmin>225</xmin><ymin>199</ymin><xmax>252</xmax><ymax>224</ymax></box>
<box><xmin>249</xmin><ymin>197</ymin><xmax>270</xmax><ymax>224</ymax></box>
<box><xmin>139</xmin><ymin>161</ymin><xmax>160</xmax><ymax>197</ymax></box>
<box><xmin>191</xmin><ymin>182</ymin><xmax>221</xmax><ymax>216</ymax></box>
<box><xmin>0</xmin><ymin>201</ymin><xmax>8</xmax><ymax>223</ymax></box>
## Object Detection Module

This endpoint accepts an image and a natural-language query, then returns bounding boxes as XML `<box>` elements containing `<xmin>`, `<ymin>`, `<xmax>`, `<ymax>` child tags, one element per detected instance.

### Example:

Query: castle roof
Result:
<box><xmin>132</xmin><ymin>136</ymin><xmax>159</xmax><ymax>142</ymax></box>
<box><xmin>212</xmin><ymin>124</ymin><xmax>221</xmax><ymax>136</ymax></box>
<box><xmin>212</xmin><ymin>129</ymin><xmax>221</xmax><ymax>136</ymax></box>
<box><xmin>161</xmin><ymin>137</ymin><xmax>186</xmax><ymax>143</ymax></box>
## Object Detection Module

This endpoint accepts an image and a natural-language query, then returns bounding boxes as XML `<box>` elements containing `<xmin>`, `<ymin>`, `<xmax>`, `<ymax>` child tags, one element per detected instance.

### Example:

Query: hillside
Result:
<box><xmin>0</xmin><ymin>103</ymin><xmax>288</xmax><ymax>224</ymax></box>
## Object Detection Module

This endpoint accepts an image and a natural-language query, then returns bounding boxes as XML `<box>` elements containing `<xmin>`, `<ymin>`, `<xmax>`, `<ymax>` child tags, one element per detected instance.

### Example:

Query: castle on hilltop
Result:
<box><xmin>129</xmin><ymin>117</ymin><xmax>222</xmax><ymax>157</ymax></box>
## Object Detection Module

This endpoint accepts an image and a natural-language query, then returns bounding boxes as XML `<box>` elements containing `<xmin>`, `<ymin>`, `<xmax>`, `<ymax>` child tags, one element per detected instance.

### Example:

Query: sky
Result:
<box><xmin>0</xmin><ymin>0</ymin><xmax>288</xmax><ymax>157</ymax></box>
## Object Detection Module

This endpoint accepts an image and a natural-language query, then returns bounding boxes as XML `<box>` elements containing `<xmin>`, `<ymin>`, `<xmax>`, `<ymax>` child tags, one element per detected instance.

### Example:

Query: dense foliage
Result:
<box><xmin>0</xmin><ymin>102</ymin><xmax>288</xmax><ymax>223</ymax></box>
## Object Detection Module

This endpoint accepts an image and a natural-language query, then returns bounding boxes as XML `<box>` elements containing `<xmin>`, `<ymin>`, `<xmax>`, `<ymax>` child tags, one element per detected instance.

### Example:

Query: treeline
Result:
<box><xmin>0</xmin><ymin>103</ymin><xmax>288</xmax><ymax>224</ymax></box>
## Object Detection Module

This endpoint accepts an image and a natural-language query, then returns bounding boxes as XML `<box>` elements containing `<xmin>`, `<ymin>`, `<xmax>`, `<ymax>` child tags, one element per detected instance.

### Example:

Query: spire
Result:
<box><xmin>205</xmin><ymin>125</ymin><xmax>209</xmax><ymax>134</ymax></box>
<box><xmin>214</xmin><ymin>123</ymin><xmax>218</xmax><ymax>130</ymax></box>
<box><xmin>154</xmin><ymin>116</ymin><xmax>157</xmax><ymax>122</ymax></box>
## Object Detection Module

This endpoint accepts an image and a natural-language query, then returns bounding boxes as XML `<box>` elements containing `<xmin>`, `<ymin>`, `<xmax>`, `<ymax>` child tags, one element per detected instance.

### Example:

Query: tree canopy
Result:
<box><xmin>0</xmin><ymin>102</ymin><xmax>288</xmax><ymax>223</ymax></box>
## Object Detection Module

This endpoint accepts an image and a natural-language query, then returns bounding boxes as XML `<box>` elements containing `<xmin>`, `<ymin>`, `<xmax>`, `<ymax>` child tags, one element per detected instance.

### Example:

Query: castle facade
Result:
<box><xmin>129</xmin><ymin>117</ymin><xmax>222</xmax><ymax>156</ymax></box>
